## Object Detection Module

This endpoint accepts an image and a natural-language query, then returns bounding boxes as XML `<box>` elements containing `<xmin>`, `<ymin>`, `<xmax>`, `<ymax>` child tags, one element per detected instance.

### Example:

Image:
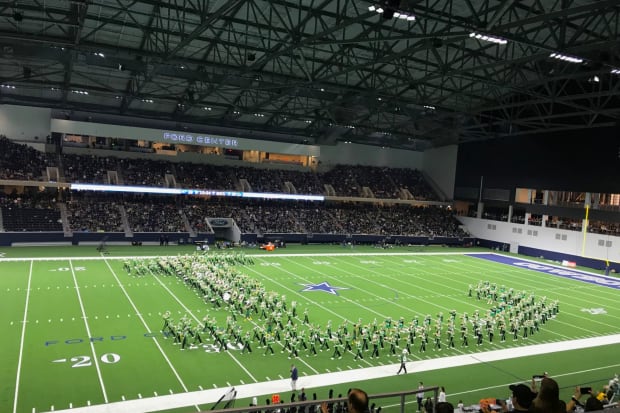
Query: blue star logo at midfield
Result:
<box><xmin>300</xmin><ymin>281</ymin><xmax>349</xmax><ymax>296</ymax></box>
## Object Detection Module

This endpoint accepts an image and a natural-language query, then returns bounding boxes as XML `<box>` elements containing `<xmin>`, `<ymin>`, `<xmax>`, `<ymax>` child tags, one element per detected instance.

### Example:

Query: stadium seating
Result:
<box><xmin>1</xmin><ymin>137</ymin><xmax>613</xmax><ymax>238</ymax></box>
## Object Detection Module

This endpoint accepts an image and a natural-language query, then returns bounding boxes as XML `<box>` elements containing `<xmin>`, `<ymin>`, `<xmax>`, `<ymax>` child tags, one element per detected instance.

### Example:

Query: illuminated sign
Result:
<box><xmin>162</xmin><ymin>132</ymin><xmax>238</xmax><ymax>147</ymax></box>
<box><xmin>70</xmin><ymin>183</ymin><xmax>324</xmax><ymax>201</ymax></box>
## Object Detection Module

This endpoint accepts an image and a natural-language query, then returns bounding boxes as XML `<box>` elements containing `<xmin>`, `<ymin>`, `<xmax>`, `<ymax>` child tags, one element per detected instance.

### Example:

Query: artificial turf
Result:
<box><xmin>1</xmin><ymin>244</ymin><xmax>618</xmax><ymax>413</ymax></box>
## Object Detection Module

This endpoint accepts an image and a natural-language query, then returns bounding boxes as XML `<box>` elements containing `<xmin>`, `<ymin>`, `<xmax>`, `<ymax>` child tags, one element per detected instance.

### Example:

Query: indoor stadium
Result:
<box><xmin>0</xmin><ymin>1</ymin><xmax>619</xmax><ymax>413</ymax></box>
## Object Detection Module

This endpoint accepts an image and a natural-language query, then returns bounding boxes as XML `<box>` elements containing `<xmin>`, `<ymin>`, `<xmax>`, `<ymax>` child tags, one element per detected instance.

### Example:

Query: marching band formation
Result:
<box><xmin>123</xmin><ymin>254</ymin><xmax>560</xmax><ymax>359</ymax></box>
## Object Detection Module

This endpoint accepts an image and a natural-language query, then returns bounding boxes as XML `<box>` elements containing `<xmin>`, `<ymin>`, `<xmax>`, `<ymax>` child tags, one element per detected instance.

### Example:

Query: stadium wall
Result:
<box><xmin>249</xmin><ymin>232</ymin><xmax>474</xmax><ymax>246</ymax></box>
<box><xmin>0</xmin><ymin>230</ymin><xmax>472</xmax><ymax>248</ymax></box>
<box><xmin>0</xmin><ymin>231</ymin><xmax>207</xmax><ymax>247</ymax></box>
<box><xmin>422</xmin><ymin>145</ymin><xmax>457</xmax><ymax>200</ymax></box>
<box><xmin>319</xmin><ymin>142</ymin><xmax>423</xmax><ymax>167</ymax></box>
<box><xmin>0</xmin><ymin>105</ymin><xmax>51</xmax><ymax>141</ymax></box>
<box><xmin>458</xmin><ymin>216</ymin><xmax>619</xmax><ymax>270</ymax></box>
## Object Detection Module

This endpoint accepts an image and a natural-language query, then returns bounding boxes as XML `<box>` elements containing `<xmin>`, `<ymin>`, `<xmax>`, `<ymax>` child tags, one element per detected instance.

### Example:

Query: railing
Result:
<box><xmin>203</xmin><ymin>387</ymin><xmax>440</xmax><ymax>413</ymax></box>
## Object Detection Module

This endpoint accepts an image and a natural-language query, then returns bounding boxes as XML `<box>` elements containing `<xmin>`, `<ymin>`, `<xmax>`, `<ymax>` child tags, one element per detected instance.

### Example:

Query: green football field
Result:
<box><xmin>1</xmin><ymin>244</ymin><xmax>619</xmax><ymax>413</ymax></box>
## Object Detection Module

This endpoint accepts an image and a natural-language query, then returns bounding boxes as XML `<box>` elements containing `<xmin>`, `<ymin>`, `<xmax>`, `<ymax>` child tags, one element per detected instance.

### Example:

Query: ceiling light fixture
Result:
<box><xmin>368</xmin><ymin>3</ymin><xmax>415</xmax><ymax>21</ymax></box>
<box><xmin>469</xmin><ymin>32</ymin><xmax>508</xmax><ymax>45</ymax></box>
<box><xmin>610</xmin><ymin>68</ymin><xmax>620</xmax><ymax>74</ymax></box>
<box><xmin>549</xmin><ymin>53</ymin><xmax>583</xmax><ymax>64</ymax></box>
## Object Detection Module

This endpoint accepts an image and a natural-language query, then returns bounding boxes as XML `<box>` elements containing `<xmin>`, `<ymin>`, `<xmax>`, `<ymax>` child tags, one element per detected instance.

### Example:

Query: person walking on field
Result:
<box><xmin>290</xmin><ymin>364</ymin><xmax>299</xmax><ymax>391</ymax></box>
<box><xmin>397</xmin><ymin>349</ymin><xmax>408</xmax><ymax>375</ymax></box>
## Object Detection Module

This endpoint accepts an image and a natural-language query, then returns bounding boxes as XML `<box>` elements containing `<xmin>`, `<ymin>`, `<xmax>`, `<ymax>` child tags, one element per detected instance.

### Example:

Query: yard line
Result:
<box><xmin>100</xmin><ymin>257</ymin><xmax>190</xmax><ymax>393</ymax></box>
<box><xmin>70</xmin><ymin>260</ymin><xmax>109</xmax><ymax>403</ymax></box>
<box><xmin>12</xmin><ymin>260</ymin><xmax>33</xmax><ymax>413</ymax></box>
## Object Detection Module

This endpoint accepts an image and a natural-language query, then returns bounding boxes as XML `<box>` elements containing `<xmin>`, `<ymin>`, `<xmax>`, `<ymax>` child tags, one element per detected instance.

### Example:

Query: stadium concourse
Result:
<box><xmin>49</xmin><ymin>334</ymin><xmax>620</xmax><ymax>413</ymax></box>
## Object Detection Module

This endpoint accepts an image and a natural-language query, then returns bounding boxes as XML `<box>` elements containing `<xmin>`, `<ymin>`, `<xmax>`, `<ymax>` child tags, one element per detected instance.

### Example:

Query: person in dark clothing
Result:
<box><xmin>290</xmin><ymin>364</ymin><xmax>299</xmax><ymax>391</ymax></box>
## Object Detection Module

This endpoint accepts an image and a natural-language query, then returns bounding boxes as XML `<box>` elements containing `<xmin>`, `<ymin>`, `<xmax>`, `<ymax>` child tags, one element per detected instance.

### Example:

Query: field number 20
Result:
<box><xmin>71</xmin><ymin>353</ymin><xmax>120</xmax><ymax>368</ymax></box>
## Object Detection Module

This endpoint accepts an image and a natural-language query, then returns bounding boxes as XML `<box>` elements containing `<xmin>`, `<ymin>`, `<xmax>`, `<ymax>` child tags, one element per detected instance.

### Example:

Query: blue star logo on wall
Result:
<box><xmin>300</xmin><ymin>282</ymin><xmax>349</xmax><ymax>296</ymax></box>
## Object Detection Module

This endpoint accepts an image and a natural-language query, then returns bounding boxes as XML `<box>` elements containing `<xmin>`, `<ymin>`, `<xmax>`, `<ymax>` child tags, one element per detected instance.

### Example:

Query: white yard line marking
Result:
<box><xmin>70</xmin><ymin>260</ymin><xmax>108</xmax><ymax>403</ymax></box>
<box><xmin>100</xmin><ymin>257</ymin><xmax>190</xmax><ymax>393</ymax></box>
<box><xmin>13</xmin><ymin>260</ymin><xmax>33</xmax><ymax>413</ymax></box>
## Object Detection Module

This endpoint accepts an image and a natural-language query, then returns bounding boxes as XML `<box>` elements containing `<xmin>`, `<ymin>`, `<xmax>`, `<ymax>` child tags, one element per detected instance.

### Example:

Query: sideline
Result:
<box><xmin>0</xmin><ymin>251</ymin><xmax>490</xmax><ymax>262</ymax></box>
<box><xmin>47</xmin><ymin>333</ymin><xmax>620</xmax><ymax>413</ymax></box>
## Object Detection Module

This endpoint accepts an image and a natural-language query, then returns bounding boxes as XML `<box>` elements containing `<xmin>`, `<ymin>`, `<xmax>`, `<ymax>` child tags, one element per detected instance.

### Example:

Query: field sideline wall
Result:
<box><xmin>458</xmin><ymin>216</ymin><xmax>620</xmax><ymax>270</ymax></box>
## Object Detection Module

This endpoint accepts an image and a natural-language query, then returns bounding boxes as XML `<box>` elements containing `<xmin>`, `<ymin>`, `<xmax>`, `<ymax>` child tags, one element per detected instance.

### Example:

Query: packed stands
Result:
<box><xmin>3</xmin><ymin>140</ymin><xmax>619</xmax><ymax>240</ymax></box>
<box><xmin>65</xmin><ymin>194</ymin><xmax>124</xmax><ymax>232</ymax></box>
<box><xmin>0</xmin><ymin>193</ymin><xmax>63</xmax><ymax>231</ymax></box>
<box><xmin>124</xmin><ymin>199</ymin><xmax>187</xmax><ymax>233</ymax></box>
<box><xmin>174</xmin><ymin>162</ymin><xmax>237</xmax><ymax>190</ymax></box>
<box><xmin>62</xmin><ymin>153</ymin><xmax>115</xmax><ymax>184</ymax></box>
<box><xmin>389</xmin><ymin>167</ymin><xmax>437</xmax><ymax>200</ymax></box>
<box><xmin>117</xmin><ymin>158</ymin><xmax>170</xmax><ymax>186</ymax></box>
<box><xmin>319</xmin><ymin>164</ymin><xmax>365</xmax><ymax>197</ymax></box>
<box><xmin>0</xmin><ymin>139</ymin><xmax>471</xmax><ymax>238</ymax></box>
<box><xmin>0</xmin><ymin>135</ymin><xmax>57</xmax><ymax>181</ymax></box>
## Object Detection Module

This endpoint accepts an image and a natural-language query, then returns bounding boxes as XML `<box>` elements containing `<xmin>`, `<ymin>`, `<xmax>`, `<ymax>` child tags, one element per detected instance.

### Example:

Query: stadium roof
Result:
<box><xmin>0</xmin><ymin>0</ymin><xmax>619</xmax><ymax>150</ymax></box>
